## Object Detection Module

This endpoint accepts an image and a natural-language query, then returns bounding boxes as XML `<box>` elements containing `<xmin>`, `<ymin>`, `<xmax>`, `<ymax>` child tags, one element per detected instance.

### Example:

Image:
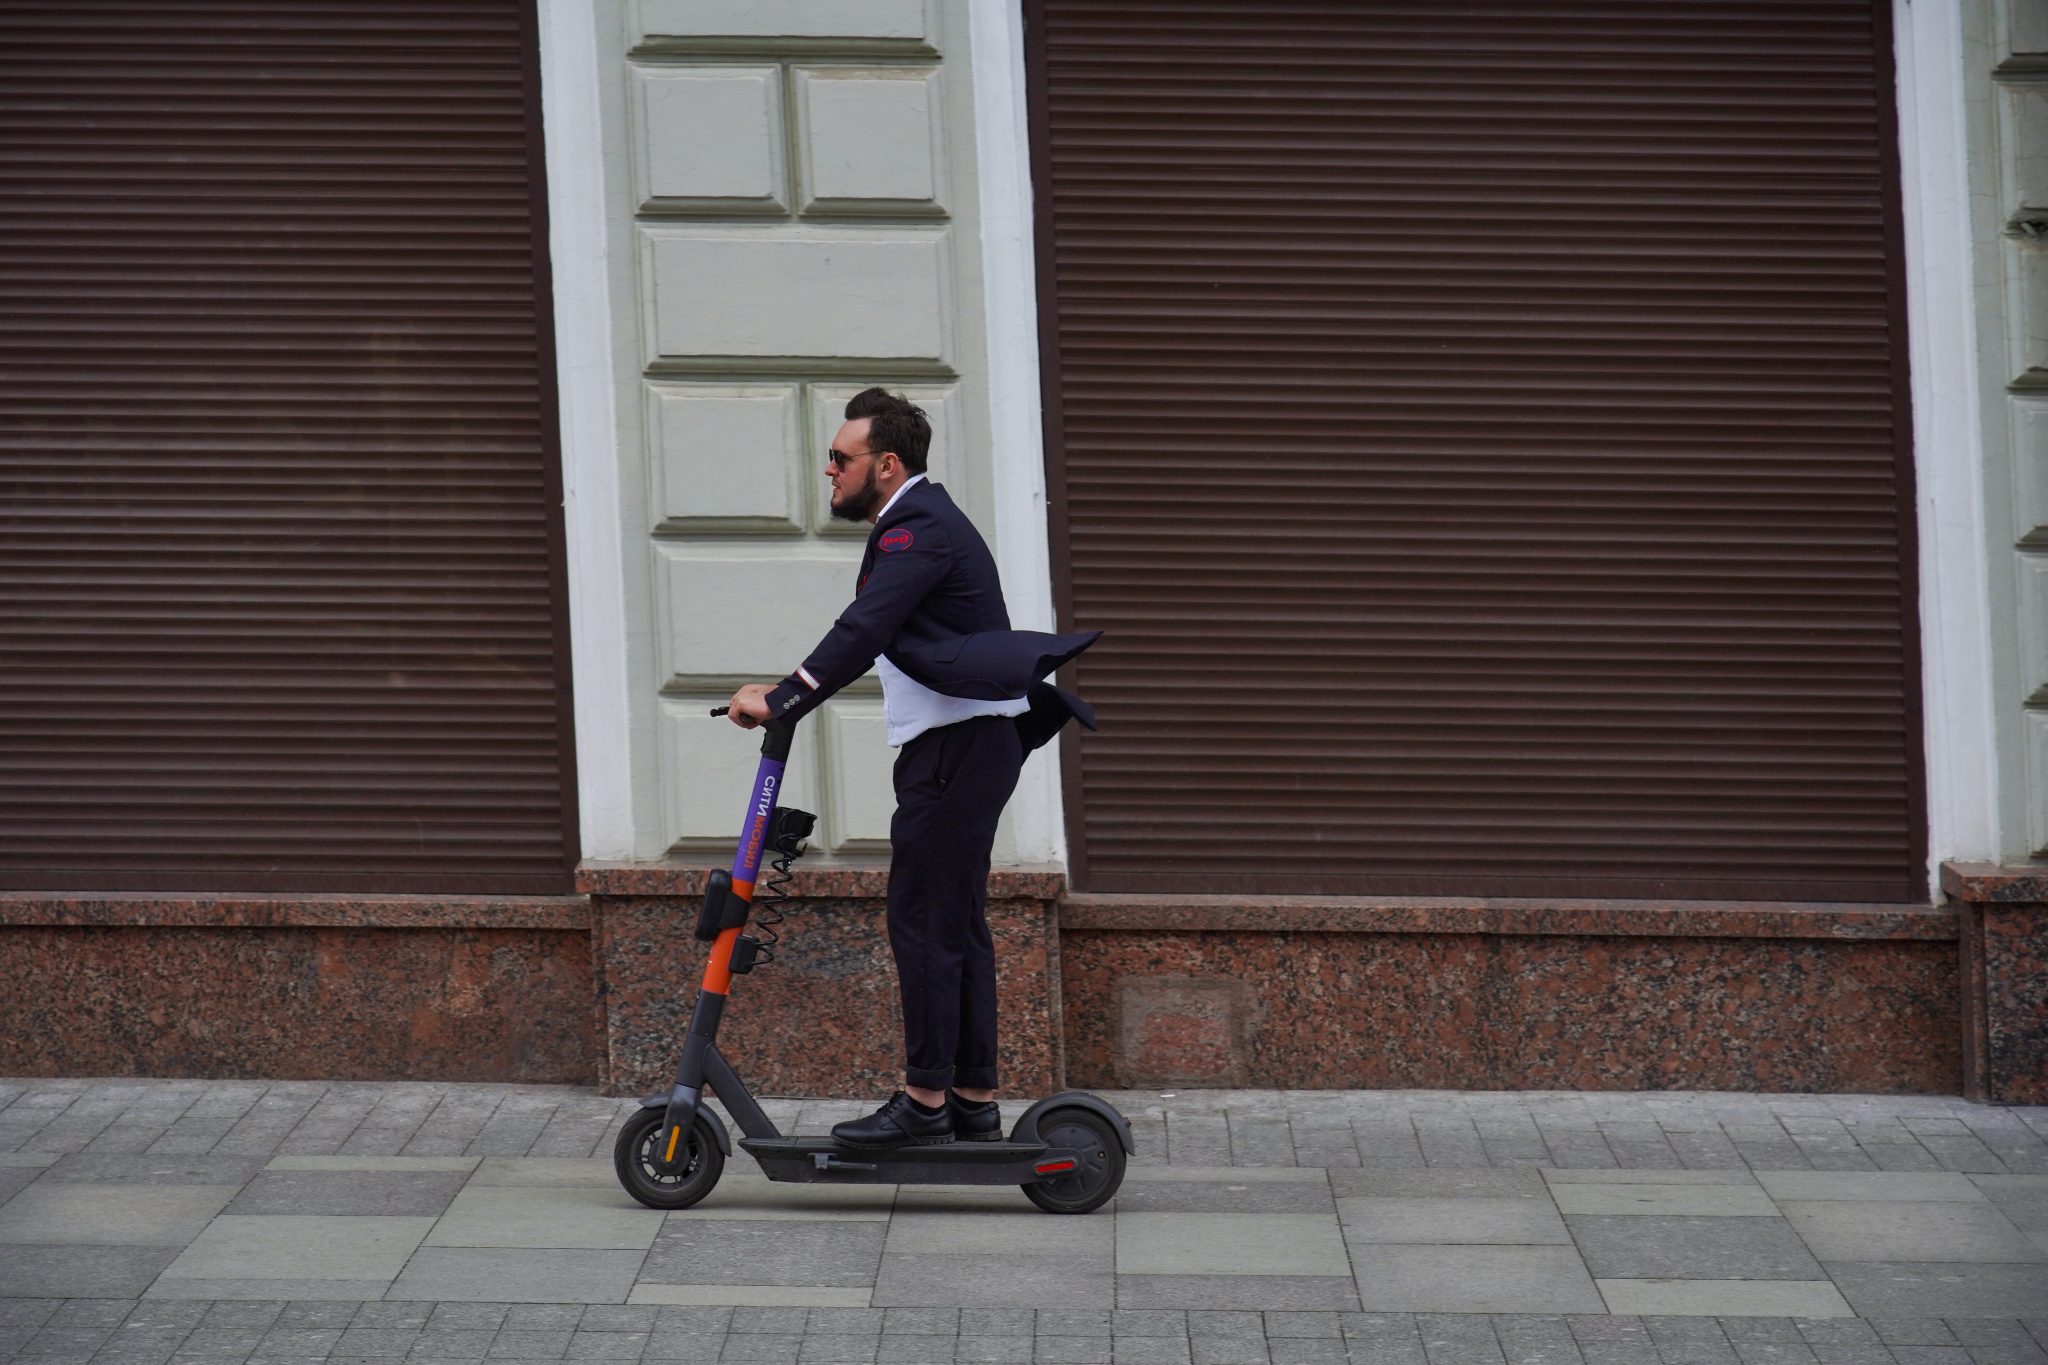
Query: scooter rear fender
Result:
<box><xmin>1008</xmin><ymin>1091</ymin><xmax>1135</xmax><ymax>1154</ymax></box>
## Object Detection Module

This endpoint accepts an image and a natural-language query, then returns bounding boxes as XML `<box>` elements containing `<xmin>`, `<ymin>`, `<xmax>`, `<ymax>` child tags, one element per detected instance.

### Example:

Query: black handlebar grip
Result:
<box><xmin>708</xmin><ymin>706</ymin><xmax>727</xmax><ymax>717</ymax></box>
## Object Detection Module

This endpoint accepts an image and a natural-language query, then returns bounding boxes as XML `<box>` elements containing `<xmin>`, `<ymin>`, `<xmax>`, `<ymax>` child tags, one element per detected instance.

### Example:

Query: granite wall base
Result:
<box><xmin>1059</xmin><ymin>896</ymin><xmax>1962</xmax><ymax>1094</ymax></box>
<box><xmin>581</xmin><ymin>865</ymin><xmax>1064</xmax><ymax>1100</ymax></box>
<box><xmin>0</xmin><ymin>897</ymin><xmax>598</xmax><ymax>1083</ymax></box>
<box><xmin>1947</xmin><ymin>864</ymin><xmax>2048</xmax><ymax>1104</ymax></box>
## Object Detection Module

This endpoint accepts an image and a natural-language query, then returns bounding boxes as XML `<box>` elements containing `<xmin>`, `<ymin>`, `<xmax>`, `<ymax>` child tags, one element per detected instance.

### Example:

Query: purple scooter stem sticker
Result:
<box><xmin>730</xmin><ymin>753</ymin><xmax>785</xmax><ymax>891</ymax></box>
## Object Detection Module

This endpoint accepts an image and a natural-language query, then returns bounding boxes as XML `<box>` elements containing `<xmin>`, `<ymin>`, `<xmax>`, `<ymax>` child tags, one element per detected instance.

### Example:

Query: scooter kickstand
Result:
<box><xmin>811</xmin><ymin>1152</ymin><xmax>878</xmax><ymax>1172</ymax></box>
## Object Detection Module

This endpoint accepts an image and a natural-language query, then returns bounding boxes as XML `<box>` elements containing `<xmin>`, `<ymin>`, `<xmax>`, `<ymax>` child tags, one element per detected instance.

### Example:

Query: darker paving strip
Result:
<box><xmin>221</xmin><ymin>1170</ymin><xmax>468</xmax><ymax>1216</ymax></box>
<box><xmin>1114</xmin><ymin>1182</ymin><xmax>1335</xmax><ymax>1215</ymax></box>
<box><xmin>1565</xmin><ymin>1215</ymin><xmax>1826</xmax><ymax>1281</ymax></box>
<box><xmin>0</xmin><ymin>1246</ymin><xmax>182</xmax><ymax>1300</ymax></box>
<box><xmin>40</xmin><ymin>1153</ymin><xmax>269</xmax><ymax>1186</ymax></box>
<box><xmin>1825</xmin><ymin>1262</ymin><xmax>2048</xmax><ymax>1319</ymax></box>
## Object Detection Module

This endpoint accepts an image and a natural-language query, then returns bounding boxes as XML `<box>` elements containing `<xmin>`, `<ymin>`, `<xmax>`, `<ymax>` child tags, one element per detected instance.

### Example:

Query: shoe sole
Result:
<box><xmin>831</xmin><ymin>1132</ymin><xmax>956</xmax><ymax>1149</ymax></box>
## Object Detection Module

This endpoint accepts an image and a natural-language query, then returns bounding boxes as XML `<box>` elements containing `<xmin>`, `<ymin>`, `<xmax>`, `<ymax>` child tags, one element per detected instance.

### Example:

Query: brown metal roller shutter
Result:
<box><xmin>1027</xmin><ymin>0</ymin><xmax>1925</xmax><ymax>901</ymax></box>
<box><xmin>0</xmin><ymin>1</ymin><xmax>578</xmax><ymax>893</ymax></box>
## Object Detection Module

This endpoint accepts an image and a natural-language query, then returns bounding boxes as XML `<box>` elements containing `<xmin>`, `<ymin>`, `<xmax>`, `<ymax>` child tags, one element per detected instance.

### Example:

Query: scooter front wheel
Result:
<box><xmin>615</xmin><ymin>1106</ymin><xmax>725</xmax><ymax>1210</ymax></box>
<box><xmin>1021</xmin><ymin>1106</ymin><xmax>1125</xmax><ymax>1214</ymax></box>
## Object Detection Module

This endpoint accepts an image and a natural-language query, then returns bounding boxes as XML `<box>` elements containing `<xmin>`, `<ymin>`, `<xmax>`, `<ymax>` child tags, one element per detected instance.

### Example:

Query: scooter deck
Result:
<box><xmin>740</xmin><ymin>1135</ymin><xmax>1080</xmax><ymax>1186</ymax></box>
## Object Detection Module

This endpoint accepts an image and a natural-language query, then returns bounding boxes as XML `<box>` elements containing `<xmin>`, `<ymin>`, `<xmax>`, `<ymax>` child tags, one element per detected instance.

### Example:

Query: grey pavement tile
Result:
<box><xmin>1883</xmin><ymin>1351</ymin><xmax>1969</xmax><ymax>1364</ymax></box>
<box><xmin>957</xmin><ymin>1340</ymin><xmax>1033</xmax><ymax>1365</ymax></box>
<box><xmin>1337</xmin><ymin>1198</ymin><xmax>1569</xmax><ymax>1245</ymax></box>
<box><xmin>960</xmin><ymin>1309</ymin><xmax>1034</xmax><ymax>1337</ymax></box>
<box><xmin>221</xmin><ymin>1171</ymin><xmax>468</xmax><ymax>1217</ymax></box>
<box><xmin>1347</xmin><ymin>1247</ymin><xmax>1601</xmax><ymax>1315</ymax></box>
<box><xmin>1546</xmin><ymin>1185</ymin><xmax>1776</xmax><ymax>1218</ymax></box>
<box><xmin>1540</xmin><ymin>1172</ymin><xmax>1760</xmax><ymax>1188</ymax></box>
<box><xmin>1354</xmin><ymin>1122</ymin><xmax>1427</xmax><ymax>1168</ymax></box>
<box><xmin>387</xmin><ymin>1249</ymin><xmax>646</xmax><ymax>1305</ymax></box>
<box><xmin>277</xmin><ymin>1303</ymin><xmax>365</xmax><ymax>1328</ymax></box>
<box><xmin>487</xmin><ymin>1328</ymin><xmax>575</xmax><ymax>1358</ymax></box>
<box><xmin>713</xmin><ymin>1333</ymin><xmax>798</xmax><ymax>1363</ymax></box>
<box><xmin>1116</xmin><ymin>1277</ymin><xmax>1357</xmax><ymax>1312</ymax></box>
<box><xmin>1039</xmin><ymin>1313</ymin><xmax>1115</xmax><ymax>1337</ymax></box>
<box><xmin>884</xmin><ymin>1206</ymin><xmax>1111</xmax><ymax>1258</ymax></box>
<box><xmin>1227</xmin><ymin>1116</ymin><xmax>1296</xmax><ymax>1167</ymax></box>
<box><xmin>49</xmin><ymin>1305</ymin><xmax>136</xmax><ymax>1329</ymax></box>
<box><xmin>1189</xmin><ymin>1338</ymin><xmax>1269</xmax><ymax>1365</ymax></box>
<box><xmin>641</xmin><ymin>1221</ymin><xmax>883</xmax><ymax>1288</ymax></box>
<box><xmin>1864</xmin><ymin>1321</ymin><xmax>1957</xmax><ymax>1348</ymax></box>
<box><xmin>1113</xmin><ymin>1312</ymin><xmax>1188</xmax><ymax>1337</ymax></box>
<box><xmin>1034</xmin><ymin>1341</ymin><xmax>1113</xmax><ymax>1364</ymax></box>
<box><xmin>331</xmin><ymin>1327</ymin><xmax>421</xmax><ymax>1357</ymax></box>
<box><xmin>1919</xmin><ymin>1135</ymin><xmax>2006</xmax><ymax>1175</ymax></box>
<box><xmin>801</xmin><ymin>1311</ymin><xmax>883</xmax><ymax>1336</ymax></box>
<box><xmin>1413</xmin><ymin>1314</ymin><xmax>1505</xmax><ymax>1365</ymax></box>
<box><xmin>1266</xmin><ymin>1313</ymin><xmax>1342</xmax><ymax>1338</ymax></box>
<box><xmin>1188</xmin><ymin>1314</ymin><xmax>1262</xmax><ymax>1338</ymax></box>
<box><xmin>583</xmin><ymin>1309</ymin><xmax>661</xmax><ymax>1334</ymax></box>
<box><xmin>505</xmin><ymin>1308</ymin><xmax>588</xmax><ymax>1332</ymax></box>
<box><xmin>871</xmin><ymin>1254</ymin><xmax>1109</xmax><ymax>1308</ymax></box>
<box><xmin>1728</xmin><ymin>1344</ymin><xmax>1819</xmax><ymax>1365</ymax></box>
<box><xmin>0</xmin><ymin>1300</ymin><xmax>63</xmax><ymax>1328</ymax></box>
<box><xmin>0</xmin><ymin>1165</ymin><xmax>45</xmax><ymax>1203</ymax></box>
<box><xmin>1117</xmin><ymin>1214</ymin><xmax>1348</xmax><ymax>1276</ymax></box>
<box><xmin>1487</xmin><ymin>1314</ymin><xmax>1581</xmax><ymax>1365</ymax></box>
<box><xmin>728</xmin><ymin>1309</ymin><xmax>807</xmax><ymax>1335</ymax></box>
<box><xmin>467</xmin><ymin>1160</ymin><xmax>618</xmax><ymax>1189</ymax></box>
<box><xmin>797</xmin><ymin>1337</ymin><xmax>879</xmax><ymax>1364</ymax></box>
<box><xmin>159</xmin><ymin>1214</ymin><xmax>433</xmax><ymax>1285</ymax></box>
<box><xmin>0</xmin><ymin>1185</ymin><xmax>236</xmax><ymax>1246</ymax></box>
<box><xmin>427</xmin><ymin>1306</ymin><xmax>516</xmax><ymax>1331</ymax></box>
<box><xmin>414</xmin><ymin>1328</ymin><xmax>500</xmax><ymax>1357</ymax></box>
<box><xmin>1344</xmin><ymin>1344</ymin><xmax>1427</xmax><ymax>1365</ymax></box>
<box><xmin>1262</xmin><ymin>1342</ymin><xmax>1343</xmax><ymax>1365</ymax></box>
<box><xmin>1754</xmin><ymin>1173</ymin><xmax>1985</xmax><ymax>1203</ymax></box>
<box><xmin>197</xmin><ymin>1305</ymin><xmax>286</xmax><ymax>1330</ymax></box>
<box><xmin>1332</xmin><ymin>1171</ymin><xmax>1547</xmax><ymax>1200</ymax></box>
<box><xmin>1565</xmin><ymin>1217</ymin><xmax>1825</xmax><ymax>1281</ymax></box>
<box><xmin>0</xmin><ymin>1245</ymin><xmax>181</xmax><ymax>1298</ymax></box>
<box><xmin>1166</xmin><ymin>1119</ymin><xmax>1232</xmax><ymax>1168</ymax></box>
<box><xmin>1943</xmin><ymin>1322</ymin><xmax>2040</xmax><ymax>1349</ymax></box>
<box><xmin>1824</xmin><ymin>1262</ymin><xmax>2048</xmax><ymax>1318</ymax></box>
<box><xmin>39</xmin><ymin>1155</ymin><xmax>267</xmax><ymax>1187</ymax></box>
<box><xmin>1868</xmin><ymin>1145</ymin><xmax>1946</xmax><ymax>1174</ymax></box>
<box><xmin>426</xmin><ymin>1186</ymin><xmax>662</xmax><ymax>1251</ymax></box>
<box><xmin>1780</xmin><ymin>1201</ymin><xmax>2044</xmax><ymax>1263</ymax></box>
<box><xmin>1111</xmin><ymin>1180</ymin><xmax>1334</xmax><ymax>1215</ymax></box>
<box><xmin>1595</xmin><ymin>1282</ymin><xmax>1854</xmax><ymax>1321</ymax></box>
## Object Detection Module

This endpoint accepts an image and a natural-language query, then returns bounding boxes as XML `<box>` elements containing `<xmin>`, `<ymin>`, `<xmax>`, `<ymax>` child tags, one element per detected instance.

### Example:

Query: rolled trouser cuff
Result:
<box><xmin>951</xmin><ymin>1066</ymin><xmax>998</xmax><ymax>1091</ymax></box>
<box><xmin>905</xmin><ymin>1065</ymin><xmax>955</xmax><ymax>1091</ymax></box>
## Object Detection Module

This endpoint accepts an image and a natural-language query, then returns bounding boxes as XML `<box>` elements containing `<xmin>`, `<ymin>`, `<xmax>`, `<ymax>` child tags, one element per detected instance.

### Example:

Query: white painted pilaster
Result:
<box><xmin>1894</xmin><ymin>0</ymin><xmax>2003</xmax><ymax>886</ymax></box>
<box><xmin>539</xmin><ymin>0</ymin><xmax>637</xmax><ymax>859</ymax></box>
<box><xmin>971</xmin><ymin>0</ymin><xmax>1066</xmax><ymax>868</ymax></box>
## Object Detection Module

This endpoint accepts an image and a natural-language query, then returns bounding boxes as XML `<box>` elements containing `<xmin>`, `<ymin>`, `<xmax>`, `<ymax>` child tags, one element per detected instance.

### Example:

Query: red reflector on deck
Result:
<box><xmin>1034</xmin><ymin>1158</ymin><xmax>1079</xmax><ymax>1174</ymax></box>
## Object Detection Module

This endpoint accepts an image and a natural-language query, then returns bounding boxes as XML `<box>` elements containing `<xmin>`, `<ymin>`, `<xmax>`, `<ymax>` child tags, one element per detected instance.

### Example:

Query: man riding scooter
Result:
<box><xmin>724</xmin><ymin>387</ymin><xmax>1098</xmax><ymax>1148</ymax></box>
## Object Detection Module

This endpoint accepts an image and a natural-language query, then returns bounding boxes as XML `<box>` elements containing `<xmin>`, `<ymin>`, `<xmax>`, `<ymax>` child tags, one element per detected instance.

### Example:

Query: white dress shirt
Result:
<box><xmin>870</xmin><ymin>475</ymin><xmax>1030</xmax><ymax>747</ymax></box>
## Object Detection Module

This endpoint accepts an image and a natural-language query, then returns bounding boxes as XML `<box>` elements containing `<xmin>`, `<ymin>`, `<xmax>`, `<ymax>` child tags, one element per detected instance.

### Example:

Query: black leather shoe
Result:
<box><xmin>830</xmin><ymin>1092</ymin><xmax>954</xmax><ymax>1148</ymax></box>
<box><xmin>947</xmin><ymin>1094</ymin><xmax>1002</xmax><ymax>1142</ymax></box>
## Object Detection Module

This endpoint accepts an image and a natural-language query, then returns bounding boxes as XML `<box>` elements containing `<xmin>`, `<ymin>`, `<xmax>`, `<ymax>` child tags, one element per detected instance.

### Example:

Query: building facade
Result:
<box><xmin>2</xmin><ymin>0</ymin><xmax>2042</xmax><ymax>1100</ymax></box>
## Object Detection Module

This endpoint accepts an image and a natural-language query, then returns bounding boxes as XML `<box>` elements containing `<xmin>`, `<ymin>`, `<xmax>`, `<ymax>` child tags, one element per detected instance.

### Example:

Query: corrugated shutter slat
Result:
<box><xmin>0</xmin><ymin>1</ymin><xmax>576</xmax><ymax>893</ymax></box>
<box><xmin>1030</xmin><ymin>0</ymin><xmax>1924</xmax><ymax>902</ymax></box>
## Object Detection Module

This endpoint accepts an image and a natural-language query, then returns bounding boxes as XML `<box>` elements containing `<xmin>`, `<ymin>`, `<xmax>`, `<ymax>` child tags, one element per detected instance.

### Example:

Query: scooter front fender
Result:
<box><xmin>638</xmin><ymin>1091</ymin><xmax>732</xmax><ymax>1158</ymax></box>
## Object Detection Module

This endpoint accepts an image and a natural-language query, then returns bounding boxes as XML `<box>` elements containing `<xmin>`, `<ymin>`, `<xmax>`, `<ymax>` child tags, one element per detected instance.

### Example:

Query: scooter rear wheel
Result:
<box><xmin>1020</xmin><ymin>1106</ymin><xmax>1124</xmax><ymax>1214</ymax></box>
<box><xmin>615</xmin><ymin>1106</ymin><xmax>724</xmax><ymax>1210</ymax></box>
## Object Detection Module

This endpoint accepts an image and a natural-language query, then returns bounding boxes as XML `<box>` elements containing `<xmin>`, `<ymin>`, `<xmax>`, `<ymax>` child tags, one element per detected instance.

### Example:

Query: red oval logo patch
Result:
<box><xmin>880</xmin><ymin>528</ymin><xmax>914</xmax><ymax>553</ymax></box>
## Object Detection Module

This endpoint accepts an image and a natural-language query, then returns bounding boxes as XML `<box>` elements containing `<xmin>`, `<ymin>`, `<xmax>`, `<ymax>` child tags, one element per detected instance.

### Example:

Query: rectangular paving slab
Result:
<box><xmin>0</xmin><ymin>1183</ymin><xmax>235</xmax><ymax>1246</ymax></box>
<box><xmin>1345</xmin><ymin>1245</ymin><xmax>1604</xmax><ymax>1314</ymax></box>
<box><xmin>0</xmin><ymin>1244</ymin><xmax>181</xmax><ymax>1298</ymax></box>
<box><xmin>157</xmin><ymin>1212</ymin><xmax>433</xmax><ymax>1284</ymax></box>
<box><xmin>1753</xmin><ymin>1171</ymin><xmax>1988</xmax><ymax>1202</ymax></box>
<box><xmin>1336</xmin><ymin>1196</ymin><xmax>1570</xmax><ymax>1244</ymax></box>
<box><xmin>223</xmin><ymin>1170</ymin><xmax>469</xmax><ymax>1217</ymax></box>
<box><xmin>1115</xmin><ymin>1214</ymin><xmax>1350</xmax><ymax>1277</ymax></box>
<box><xmin>869</xmin><ymin>1253</ymin><xmax>1111</xmax><ymax>1308</ymax></box>
<box><xmin>1824</xmin><ymin>1260</ymin><xmax>2048</xmax><ymax>1317</ymax></box>
<box><xmin>1115</xmin><ymin>1273</ymin><xmax>1359</xmax><ymax>1311</ymax></box>
<box><xmin>1780</xmin><ymin>1200</ymin><xmax>2046</xmax><ymax>1263</ymax></box>
<box><xmin>641</xmin><ymin>1219</ymin><xmax>885</xmax><ymax>1288</ymax></box>
<box><xmin>1565</xmin><ymin>1214</ymin><xmax>1827</xmax><ymax>1280</ymax></box>
<box><xmin>1547</xmin><ymin>1183</ymin><xmax>1780</xmax><ymax>1216</ymax></box>
<box><xmin>387</xmin><ymin>1247</ymin><xmax>648</xmax><ymax>1304</ymax></box>
<box><xmin>1594</xmin><ymin>1278</ymin><xmax>1855</xmax><ymax>1317</ymax></box>
<box><xmin>425</xmin><ymin>1186</ymin><xmax>665</xmax><ymax>1250</ymax></box>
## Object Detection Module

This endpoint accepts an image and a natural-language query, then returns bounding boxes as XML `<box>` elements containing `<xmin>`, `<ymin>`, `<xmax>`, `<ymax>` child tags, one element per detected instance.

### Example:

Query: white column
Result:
<box><xmin>538</xmin><ymin>0</ymin><xmax>636</xmax><ymax>859</ymax></box>
<box><xmin>1893</xmin><ymin>0</ymin><xmax>2002</xmax><ymax>887</ymax></box>
<box><xmin>972</xmin><ymin>0</ymin><xmax>1067</xmax><ymax>868</ymax></box>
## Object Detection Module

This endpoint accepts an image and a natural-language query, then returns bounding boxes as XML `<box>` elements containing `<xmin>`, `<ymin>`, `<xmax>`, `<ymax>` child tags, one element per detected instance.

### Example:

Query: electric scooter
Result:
<box><xmin>612</xmin><ymin>710</ymin><xmax>1131</xmax><ymax>1214</ymax></box>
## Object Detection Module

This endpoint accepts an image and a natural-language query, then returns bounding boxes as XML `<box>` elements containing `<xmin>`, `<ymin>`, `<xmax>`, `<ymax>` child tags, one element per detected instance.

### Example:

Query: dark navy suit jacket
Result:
<box><xmin>764</xmin><ymin>479</ymin><xmax>1098</xmax><ymax>751</ymax></box>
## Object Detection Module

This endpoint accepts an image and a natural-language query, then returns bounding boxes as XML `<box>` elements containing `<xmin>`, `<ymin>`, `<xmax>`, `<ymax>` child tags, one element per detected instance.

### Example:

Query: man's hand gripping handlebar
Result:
<box><xmin>720</xmin><ymin>684</ymin><xmax>775</xmax><ymax>729</ymax></box>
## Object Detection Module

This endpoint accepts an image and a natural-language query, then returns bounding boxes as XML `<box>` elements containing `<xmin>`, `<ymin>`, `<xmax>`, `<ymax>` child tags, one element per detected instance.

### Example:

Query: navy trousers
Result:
<box><xmin>887</xmin><ymin>714</ymin><xmax>1025</xmax><ymax>1092</ymax></box>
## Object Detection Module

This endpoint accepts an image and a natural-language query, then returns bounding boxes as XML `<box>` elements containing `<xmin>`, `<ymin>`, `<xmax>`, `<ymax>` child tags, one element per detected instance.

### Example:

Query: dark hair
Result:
<box><xmin>844</xmin><ymin>387</ymin><xmax>931</xmax><ymax>474</ymax></box>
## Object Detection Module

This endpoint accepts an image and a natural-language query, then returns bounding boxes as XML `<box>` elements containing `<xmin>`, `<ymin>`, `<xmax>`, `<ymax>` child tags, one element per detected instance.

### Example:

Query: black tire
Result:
<box><xmin>614</xmin><ymin>1106</ymin><xmax>725</xmax><ymax>1211</ymax></box>
<box><xmin>1021</xmin><ymin>1106</ymin><xmax>1125</xmax><ymax>1214</ymax></box>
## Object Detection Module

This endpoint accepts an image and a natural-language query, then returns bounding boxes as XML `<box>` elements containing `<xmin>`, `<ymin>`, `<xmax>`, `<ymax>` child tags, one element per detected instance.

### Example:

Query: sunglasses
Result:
<box><xmin>826</xmin><ymin>448</ymin><xmax>889</xmax><ymax>470</ymax></box>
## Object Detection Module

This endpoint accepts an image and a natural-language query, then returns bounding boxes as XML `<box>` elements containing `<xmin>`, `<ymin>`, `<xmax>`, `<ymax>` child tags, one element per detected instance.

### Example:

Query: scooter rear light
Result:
<box><xmin>1034</xmin><ymin>1158</ymin><xmax>1079</xmax><ymax>1175</ymax></box>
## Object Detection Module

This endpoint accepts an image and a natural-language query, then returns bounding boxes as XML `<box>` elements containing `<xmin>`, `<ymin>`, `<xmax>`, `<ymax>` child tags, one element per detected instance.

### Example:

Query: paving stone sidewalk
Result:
<box><xmin>3</xmin><ymin>1081</ymin><xmax>2047</xmax><ymax>1365</ymax></box>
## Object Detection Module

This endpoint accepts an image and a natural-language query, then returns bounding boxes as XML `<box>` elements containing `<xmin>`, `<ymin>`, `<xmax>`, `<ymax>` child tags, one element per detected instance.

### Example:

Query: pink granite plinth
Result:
<box><xmin>0</xmin><ymin>896</ymin><xmax>597</xmax><ymax>1082</ymax></box>
<box><xmin>581</xmin><ymin>863</ymin><xmax>1064</xmax><ymax>1100</ymax></box>
<box><xmin>1060</xmin><ymin>895</ymin><xmax>1959</xmax><ymax>1093</ymax></box>
<box><xmin>1946</xmin><ymin>863</ymin><xmax>2048</xmax><ymax>1104</ymax></box>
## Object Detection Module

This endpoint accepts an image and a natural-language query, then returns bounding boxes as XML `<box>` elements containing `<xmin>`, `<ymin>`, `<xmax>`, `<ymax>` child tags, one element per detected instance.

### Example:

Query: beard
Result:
<box><xmin>830</xmin><ymin>462</ymin><xmax>883</xmax><ymax>522</ymax></box>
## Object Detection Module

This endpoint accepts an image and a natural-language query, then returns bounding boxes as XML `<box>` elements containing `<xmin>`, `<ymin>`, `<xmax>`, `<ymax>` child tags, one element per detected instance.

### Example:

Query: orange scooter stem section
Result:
<box><xmin>701</xmin><ymin>925</ymin><xmax>742</xmax><ymax>995</ymax></box>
